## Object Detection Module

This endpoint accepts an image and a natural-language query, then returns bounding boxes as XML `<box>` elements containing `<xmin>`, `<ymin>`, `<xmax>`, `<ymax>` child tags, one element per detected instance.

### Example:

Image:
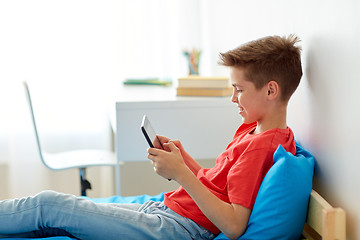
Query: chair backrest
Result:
<box><xmin>302</xmin><ymin>190</ymin><xmax>346</xmax><ymax>240</ymax></box>
<box><xmin>23</xmin><ymin>82</ymin><xmax>49</xmax><ymax>168</ymax></box>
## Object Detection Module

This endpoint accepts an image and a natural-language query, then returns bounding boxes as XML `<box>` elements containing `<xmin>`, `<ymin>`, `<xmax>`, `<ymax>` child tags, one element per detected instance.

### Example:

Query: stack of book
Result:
<box><xmin>176</xmin><ymin>76</ymin><xmax>232</xmax><ymax>96</ymax></box>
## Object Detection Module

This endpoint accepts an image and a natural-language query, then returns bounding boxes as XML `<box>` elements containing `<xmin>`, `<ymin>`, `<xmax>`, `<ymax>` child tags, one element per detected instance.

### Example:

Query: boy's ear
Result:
<box><xmin>266</xmin><ymin>80</ymin><xmax>280</xmax><ymax>100</ymax></box>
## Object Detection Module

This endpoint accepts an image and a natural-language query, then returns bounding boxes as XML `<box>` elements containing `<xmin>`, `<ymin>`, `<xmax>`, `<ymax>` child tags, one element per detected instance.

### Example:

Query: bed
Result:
<box><xmin>2</xmin><ymin>143</ymin><xmax>346</xmax><ymax>240</ymax></box>
<box><xmin>302</xmin><ymin>190</ymin><xmax>346</xmax><ymax>240</ymax></box>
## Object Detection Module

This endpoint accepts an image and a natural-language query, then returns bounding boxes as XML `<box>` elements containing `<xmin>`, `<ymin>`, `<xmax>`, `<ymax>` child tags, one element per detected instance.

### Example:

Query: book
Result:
<box><xmin>123</xmin><ymin>78</ymin><xmax>172</xmax><ymax>86</ymax></box>
<box><xmin>176</xmin><ymin>87</ymin><xmax>233</xmax><ymax>96</ymax></box>
<box><xmin>177</xmin><ymin>76</ymin><xmax>230</xmax><ymax>89</ymax></box>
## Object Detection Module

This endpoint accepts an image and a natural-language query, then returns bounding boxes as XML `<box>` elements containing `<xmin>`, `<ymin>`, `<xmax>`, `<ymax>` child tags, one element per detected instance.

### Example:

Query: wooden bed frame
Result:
<box><xmin>302</xmin><ymin>190</ymin><xmax>346</xmax><ymax>240</ymax></box>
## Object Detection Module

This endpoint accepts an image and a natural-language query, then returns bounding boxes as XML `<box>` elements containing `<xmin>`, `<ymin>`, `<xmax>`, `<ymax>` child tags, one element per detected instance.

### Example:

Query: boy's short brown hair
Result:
<box><xmin>219</xmin><ymin>35</ymin><xmax>302</xmax><ymax>102</ymax></box>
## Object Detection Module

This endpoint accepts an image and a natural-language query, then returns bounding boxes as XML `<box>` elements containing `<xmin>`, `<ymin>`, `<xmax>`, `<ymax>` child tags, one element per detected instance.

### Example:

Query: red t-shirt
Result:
<box><xmin>164</xmin><ymin>122</ymin><xmax>296</xmax><ymax>234</ymax></box>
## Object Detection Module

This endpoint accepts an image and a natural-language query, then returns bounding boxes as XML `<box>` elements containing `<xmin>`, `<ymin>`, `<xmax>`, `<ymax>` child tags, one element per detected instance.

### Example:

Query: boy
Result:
<box><xmin>0</xmin><ymin>35</ymin><xmax>301</xmax><ymax>240</ymax></box>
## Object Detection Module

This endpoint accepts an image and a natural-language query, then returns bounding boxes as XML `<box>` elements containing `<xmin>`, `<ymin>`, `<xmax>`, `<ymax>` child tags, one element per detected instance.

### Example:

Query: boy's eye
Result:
<box><xmin>232</xmin><ymin>85</ymin><xmax>242</xmax><ymax>93</ymax></box>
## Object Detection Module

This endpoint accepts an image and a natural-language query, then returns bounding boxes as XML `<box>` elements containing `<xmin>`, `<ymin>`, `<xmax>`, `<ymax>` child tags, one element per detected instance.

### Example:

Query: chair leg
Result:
<box><xmin>79</xmin><ymin>168</ymin><xmax>92</xmax><ymax>196</ymax></box>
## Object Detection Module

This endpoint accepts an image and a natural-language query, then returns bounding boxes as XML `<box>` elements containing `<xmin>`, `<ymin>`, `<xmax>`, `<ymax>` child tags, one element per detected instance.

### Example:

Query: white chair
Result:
<box><xmin>23</xmin><ymin>82</ymin><xmax>117</xmax><ymax>196</ymax></box>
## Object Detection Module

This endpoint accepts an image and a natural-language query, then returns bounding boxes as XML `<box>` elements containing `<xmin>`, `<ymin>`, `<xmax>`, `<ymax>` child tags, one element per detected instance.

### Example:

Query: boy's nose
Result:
<box><xmin>231</xmin><ymin>93</ymin><xmax>238</xmax><ymax>103</ymax></box>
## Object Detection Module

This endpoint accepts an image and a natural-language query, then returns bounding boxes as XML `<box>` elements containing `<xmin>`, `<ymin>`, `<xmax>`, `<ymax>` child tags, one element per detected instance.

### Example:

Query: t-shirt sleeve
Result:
<box><xmin>227</xmin><ymin>148</ymin><xmax>273</xmax><ymax>209</ymax></box>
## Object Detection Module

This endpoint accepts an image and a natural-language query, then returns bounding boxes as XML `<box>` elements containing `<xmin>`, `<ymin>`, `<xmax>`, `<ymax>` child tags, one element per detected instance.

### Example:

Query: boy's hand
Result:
<box><xmin>147</xmin><ymin>141</ymin><xmax>190</xmax><ymax>181</ymax></box>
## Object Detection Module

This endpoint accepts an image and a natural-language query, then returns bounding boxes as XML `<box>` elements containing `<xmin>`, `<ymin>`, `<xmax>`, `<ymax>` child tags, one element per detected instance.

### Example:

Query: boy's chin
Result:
<box><xmin>241</xmin><ymin>117</ymin><xmax>250</xmax><ymax>124</ymax></box>
<box><xmin>242</xmin><ymin>118</ymin><xmax>257</xmax><ymax>125</ymax></box>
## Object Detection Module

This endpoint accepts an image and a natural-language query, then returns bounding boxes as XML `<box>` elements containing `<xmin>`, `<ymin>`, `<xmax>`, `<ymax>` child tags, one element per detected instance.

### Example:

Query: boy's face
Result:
<box><xmin>230</xmin><ymin>67</ymin><xmax>269</xmax><ymax>124</ymax></box>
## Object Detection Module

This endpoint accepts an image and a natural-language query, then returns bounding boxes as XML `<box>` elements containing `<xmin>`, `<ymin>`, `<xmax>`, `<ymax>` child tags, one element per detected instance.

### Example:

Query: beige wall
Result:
<box><xmin>0</xmin><ymin>163</ymin><xmax>9</xmax><ymax>199</ymax></box>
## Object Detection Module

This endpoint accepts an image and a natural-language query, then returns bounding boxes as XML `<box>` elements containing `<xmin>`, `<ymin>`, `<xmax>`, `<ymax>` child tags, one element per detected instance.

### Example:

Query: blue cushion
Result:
<box><xmin>215</xmin><ymin>142</ymin><xmax>315</xmax><ymax>240</ymax></box>
<box><xmin>7</xmin><ymin>238</ymin><xmax>72</xmax><ymax>240</ymax></box>
<box><xmin>83</xmin><ymin>192</ymin><xmax>165</xmax><ymax>204</ymax></box>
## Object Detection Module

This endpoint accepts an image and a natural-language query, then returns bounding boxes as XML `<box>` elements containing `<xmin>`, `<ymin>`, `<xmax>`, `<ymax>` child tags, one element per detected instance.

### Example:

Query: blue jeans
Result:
<box><xmin>0</xmin><ymin>190</ymin><xmax>216</xmax><ymax>239</ymax></box>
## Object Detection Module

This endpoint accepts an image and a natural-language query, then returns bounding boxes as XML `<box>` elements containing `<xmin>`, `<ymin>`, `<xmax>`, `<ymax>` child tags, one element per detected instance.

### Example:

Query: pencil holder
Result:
<box><xmin>183</xmin><ymin>48</ymin><xmax>201</xmax><ymax>75</ymax></box>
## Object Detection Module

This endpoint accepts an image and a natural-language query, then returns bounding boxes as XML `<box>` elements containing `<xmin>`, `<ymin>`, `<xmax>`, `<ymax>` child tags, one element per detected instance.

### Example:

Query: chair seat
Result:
<box><xmin>42</xmin><ymin>149</ymin><xmax>116</xmax><ymax>170</ymax></box>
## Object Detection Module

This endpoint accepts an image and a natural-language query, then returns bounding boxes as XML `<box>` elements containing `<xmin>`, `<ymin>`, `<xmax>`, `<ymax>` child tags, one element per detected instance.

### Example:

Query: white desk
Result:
<box><xmin>114</xmin><ymin>85</ymin><xmax>242</xmax><ymax>194</ymax></box>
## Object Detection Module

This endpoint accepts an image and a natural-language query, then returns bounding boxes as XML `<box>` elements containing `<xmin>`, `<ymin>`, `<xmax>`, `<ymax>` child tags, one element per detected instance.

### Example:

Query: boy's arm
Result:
<box><xmin>147</xmin><ymin>142</ymin><xmax>250</xmax><ymax>239</ymax></box>
<box><xmin>178</xmin><ymin>166</ymin><xmax>251</xmax><ymax>239</ymax></box>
